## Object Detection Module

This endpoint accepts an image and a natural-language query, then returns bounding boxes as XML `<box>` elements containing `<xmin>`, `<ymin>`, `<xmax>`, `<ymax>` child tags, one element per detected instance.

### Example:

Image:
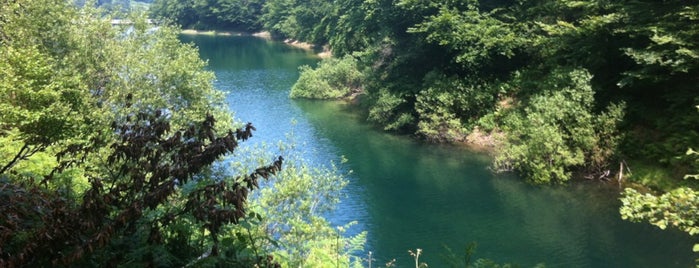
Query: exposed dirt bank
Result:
<box><xmin>462</xmin><ymin>127</ymin><xmax>502</xmax><ymax>154</ymax></box>
<box><xmin>282</xmin><ymin>38</ymin><xmax>332</xmax><ymax>58</ymax></box>
<box><xmin>180</xmin><ymin>29</ymin><xmax>243</xmax><ymax>36</ymax></box>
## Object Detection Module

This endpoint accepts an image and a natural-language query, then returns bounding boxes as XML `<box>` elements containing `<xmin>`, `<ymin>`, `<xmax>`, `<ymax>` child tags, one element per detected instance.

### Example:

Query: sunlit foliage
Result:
<box><xmin>0</xmin><ymin>0</ymin><xmax>360</xmax><ymax>266</ymax></box>
<box><xmin>290</xmin><ymin>55</ymin><xmax>364</xmax><ymax>99</ymax></box>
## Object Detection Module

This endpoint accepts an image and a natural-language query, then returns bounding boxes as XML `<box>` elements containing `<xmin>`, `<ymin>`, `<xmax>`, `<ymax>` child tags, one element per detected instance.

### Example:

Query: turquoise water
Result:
<box><xmin>181</xmin><ymin>34</ymin><xmax>695</xmax><ymax>267</ymax></box>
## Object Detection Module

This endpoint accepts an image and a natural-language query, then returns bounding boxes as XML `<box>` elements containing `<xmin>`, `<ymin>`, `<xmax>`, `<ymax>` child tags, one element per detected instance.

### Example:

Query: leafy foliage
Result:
<box><xmin>620</xmin><ymin>111</ymin><xmax>699</xmax><ymax>260</ymax></box>
<box><xmin>617</xmin><ymin>1</ymin><xmax>699</xmax><ymax>86</ymax></box>
<box><xmin>263</xmin><ymin>0</ymin><xmax>337</xmax><ymax>44</ymax></box>
<box><xmin>621</xmin><ymin>187</ymin><xmax>699</xmax><ymax>236</ymax></box>
<box><xmin>621</xmin><ymin>184</ymin><xmax>699</xmax><ymax>259</ymax></box>
<box><xmin>250</xmin><ymin>156</ymin><xmax>366</xmax><ymax>267</ymax></box>
<box><xmin>367</xmin><ymin>88</ymin><xmax>414</xmax><ymax>132</ymax></box>
<box><xmin>407</xmin><ymin>2</ymin><xmax>528</xmax><ymax>75</ymax></box>
<box><xmin>415</xmin><ymin>72</ymin><xmax>499</xmax><ymax>142</ymax></box>
<box><xmin>494</xmin><ymin>69</ymin><xmax>625</xmax><ymax>183</ymax></box>
<box><xmin>0</xmin><ymin>0</ymin><xmax>94</xmax><ymax>176</ymax></box>
<box><xmin>290</xmin><ymin>55</ymin><xmax>364</xmax><ymax>99</ymax></box>
<box><xmin>1</xmin><ymin>1</ymin><xmax>361</xmax><ymax>267</ymax></box>
<box><xmin>150</xmin><ymin>0</ymin><xmax>265</xmax><ymax>31</ymax></box>
<box><xmin>0</xmin><ymin>106</ymin><xmax>283</xmax><ymax>266</ymax></box>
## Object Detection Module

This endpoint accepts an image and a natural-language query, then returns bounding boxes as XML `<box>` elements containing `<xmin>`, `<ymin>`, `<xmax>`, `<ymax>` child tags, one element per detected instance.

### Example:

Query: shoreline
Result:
<box><xmin>180</xmin><ymin>29</ymin><xmax>242</xmax><ymax>36</ymax></box>
<box><xmin>339</xmin><ymin>93</ymin><xmax>500</xmax><ymax>153</ymax></box>
<box><xmin>181</xmin><ymin>29</ymin><xmax>331</xmax><ymax>58</ymax></box>
<box><xmin>179</xmin><ymin>29</ymin><xmax>272</xmax><ymax>39</ymax></box>
<box><xmin>282</xmin><ymin>38</ymin><xmax>332</xmax><ymax>58</ymax></box>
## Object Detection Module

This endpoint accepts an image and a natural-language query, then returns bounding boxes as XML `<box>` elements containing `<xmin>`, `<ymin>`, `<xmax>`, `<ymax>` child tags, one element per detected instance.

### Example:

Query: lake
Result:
<box><xmin>180</xmin><ymin>34</ymin><xmax>695</xmax><ymax>267</ymax></box>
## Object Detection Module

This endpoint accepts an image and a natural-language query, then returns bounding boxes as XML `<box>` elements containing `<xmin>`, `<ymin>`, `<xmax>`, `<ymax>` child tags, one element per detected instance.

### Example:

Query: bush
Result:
<box><xmin>494</xmin><ymin>69</ymin><xmax>625</xmax><ymax>184</ymax></box>
<box><xmin>290</xmin><ymin>55</ymin><xmax>364</xmax><ymax>99</ymax></box>
<box><xmin>366</xmin><ymin>88</ymin><xmax>415</xmax><ymax>131</ymax></box>
<box><xmin>415</xmin><ymin>71</ymin><xmax>500</xmax><ymax>142</ymax></box>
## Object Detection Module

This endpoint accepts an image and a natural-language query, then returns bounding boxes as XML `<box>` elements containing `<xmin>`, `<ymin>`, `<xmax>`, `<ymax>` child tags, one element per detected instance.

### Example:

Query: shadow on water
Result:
<box><xmin>179</xmin><ymin>34</ymin><xmax>319</xmax><ymax>70</ymax></box>
<box><xmin>183</xmin><ymin>34</ymin><xmax>695</xmax><ymax>268</ymax></box>
<box><xmin>294</xmin><ymin>100</ymin><xmax>695</xmax><ymax>267</ymax></box>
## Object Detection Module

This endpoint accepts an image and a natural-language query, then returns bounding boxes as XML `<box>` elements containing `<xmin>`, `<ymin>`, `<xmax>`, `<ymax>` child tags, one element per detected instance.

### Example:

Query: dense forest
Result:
<box><xmin>151</xmin><ymin>0</ymin><xmax>699</xmax><ymax>259</ymax></box>
<box><xmin>152</xmin><ymin>0</ymin><xmax>698</xmax><ymax>183</ymax></box>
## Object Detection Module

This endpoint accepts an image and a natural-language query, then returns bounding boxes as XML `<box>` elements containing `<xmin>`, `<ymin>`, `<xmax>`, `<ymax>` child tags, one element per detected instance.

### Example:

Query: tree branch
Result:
<box><xmin>0</xmin><ymin>142</ymin><xmax>30</xmax><ymax>175</ymax></box>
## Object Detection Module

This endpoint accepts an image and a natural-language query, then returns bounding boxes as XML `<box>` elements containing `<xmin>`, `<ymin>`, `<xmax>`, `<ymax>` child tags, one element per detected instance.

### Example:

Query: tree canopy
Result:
<box><xmin>150</xmin><ymin>0</ymin><xmax>265</xmax><ymax>31</ymax></box>
<box><xmin>264</xmin><ymin>0</ymin><xmax>698</xmax><ymax>184</ymax></box>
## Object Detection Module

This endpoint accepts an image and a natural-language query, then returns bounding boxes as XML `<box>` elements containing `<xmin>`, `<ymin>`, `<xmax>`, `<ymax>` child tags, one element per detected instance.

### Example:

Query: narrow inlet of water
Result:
<box><xmin>180</xmin><ymin>34</ymin><xmax>695</xmax><ymax>267</ymax></box>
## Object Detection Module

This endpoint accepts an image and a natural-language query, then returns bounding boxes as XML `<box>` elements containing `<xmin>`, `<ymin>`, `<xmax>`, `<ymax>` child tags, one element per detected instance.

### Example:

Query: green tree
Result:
<box><xmin>0</xmin><ymin>109</ymin><xmax>280</xmax><ymax>266</ymax></box>
<box><xmin>0</xmin><ymin>0</ymin><xmax>103</xmax><ymax>178</ymax></box>
<box><xmin>615</xmin><ymin>1</ymin><xmax>699</xmax><ymax>169</ymax></box>
<box><xmin>414</xmin><ymin>72</ymin><xmax>500</xmax><ymax>142</ymax></box>
<box><xmin>246</xmin><ymin>150</ymin><xmax>366</xmax><ymax>267</ymax></box>
<box><xmin>620</xmin><ymin>109</ymin><xmax>699</xmax><ymax>262</ymax></box>
<box><xmin>326</xmin><ymin>0</ymin><xmax>376</xmax><ymax>56</ymax></box>
<box><xmin>621</xmin><ymin>186</ymin><xmax>699</xmax><ymax>255</ymax></box>
<box><xmin>407</xmin><ymin>1</ymin><xmax>529</xmax><ymax>77</ymax></box>
<box><xmin>1</xmin><ymin>1</ymin><xmax>364</xmax><ymax>266</ymax></box>
<box><xmin>1</xmin><ymin>1</ymin><xmax>247</xmax><ymax>265</ymax></box>
<box><xmin>151</xmin><ymin>0</ymin><xmax>264</xmax><ymax>31</ymax></box>
<box><xmin>494</xmin><ymin>69</ymin><xmax>625</xmax><ymax>184</ymax></box>
<box><xmin>150</xmin><ymin>0</ymin><xmax>198</xmax><ymax>28</ymax></box>
<box><xmin>260</xmin><ymin>0</ymin><xmax>336</xmax><ymax>44</ymax></box>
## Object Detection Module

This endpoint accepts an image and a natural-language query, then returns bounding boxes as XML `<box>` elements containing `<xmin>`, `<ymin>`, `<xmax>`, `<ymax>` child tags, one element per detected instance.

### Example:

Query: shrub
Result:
<box><xmin>290</xmin><ymin>55</ymin><xmax>364</xmax><ymax>99</ymax></box>
<box><xmin>494</xmin><ymin>69</ymin><xmax>625</xmax><ymax>184</ymax></box>
<box><xmin>366</xmin><ymin>88</ymin><xmax>415</xmax><ymax>131</ymax></box>
<box><xmin>415</xmin><ymin>71</ymin><xmax>499</xmax><ymax>142</ymax></box>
